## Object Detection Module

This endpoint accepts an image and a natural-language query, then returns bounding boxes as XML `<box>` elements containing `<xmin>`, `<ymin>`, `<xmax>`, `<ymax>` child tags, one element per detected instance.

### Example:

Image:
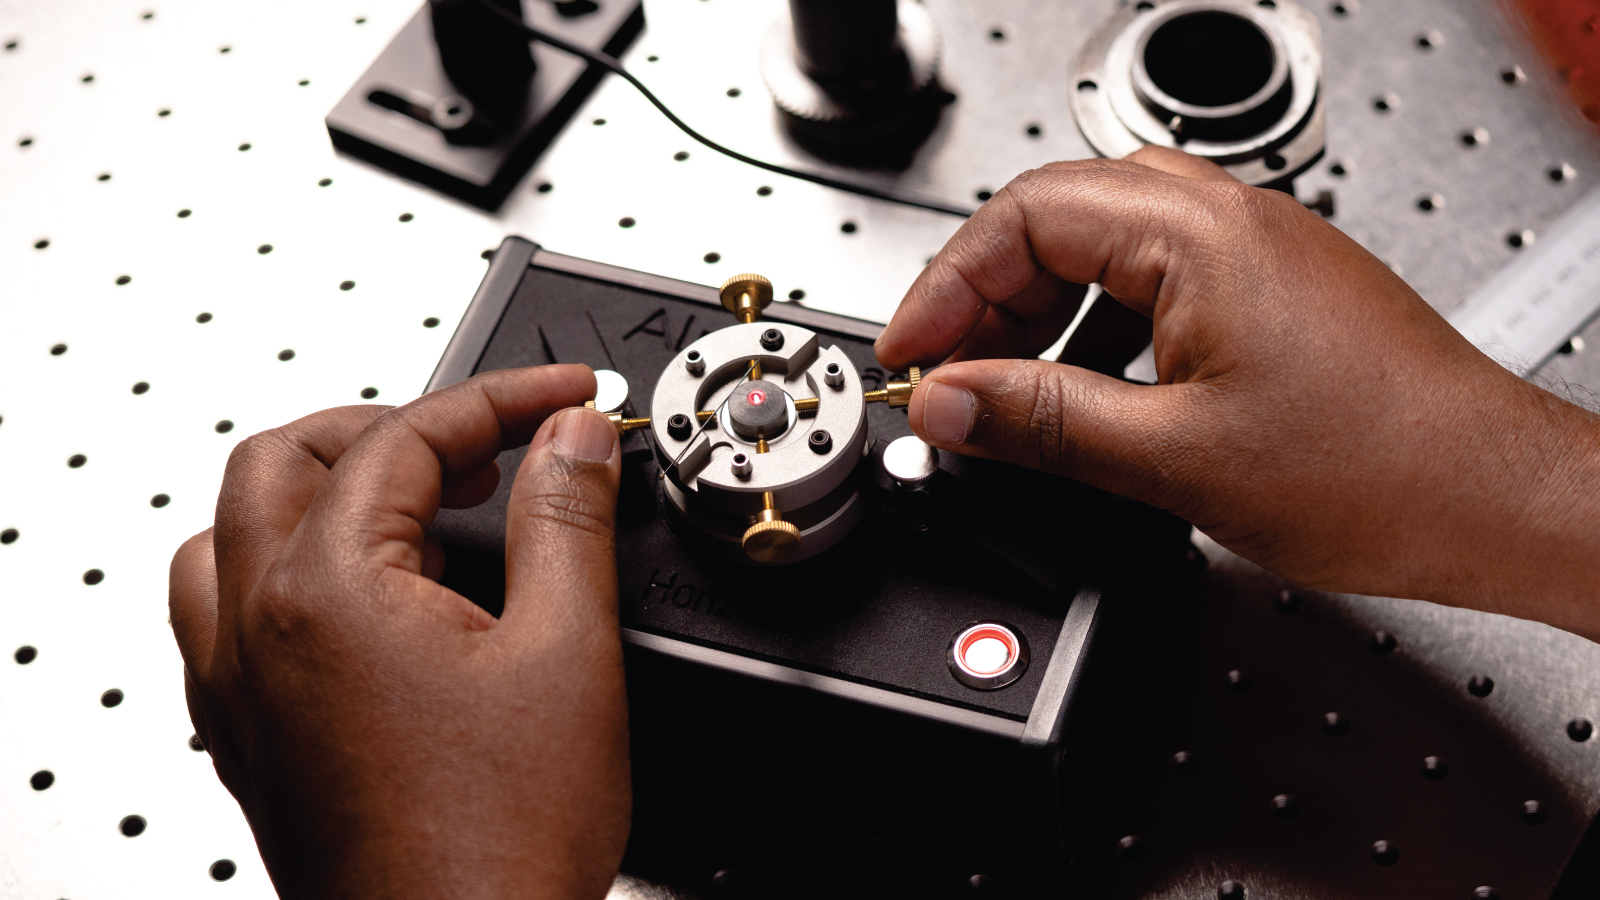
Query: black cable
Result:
<box><xmin>472</xmin><ymin>0</ymin><xmax>975</xmax><ymax>218</ymax></box>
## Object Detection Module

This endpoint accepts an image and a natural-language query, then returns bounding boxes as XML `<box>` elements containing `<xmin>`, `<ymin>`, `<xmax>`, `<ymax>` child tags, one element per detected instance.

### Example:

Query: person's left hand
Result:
<box><xmin>169</xmin><ymin>365</ymin><xmax>631</xmax><ymax>900</ymax></box>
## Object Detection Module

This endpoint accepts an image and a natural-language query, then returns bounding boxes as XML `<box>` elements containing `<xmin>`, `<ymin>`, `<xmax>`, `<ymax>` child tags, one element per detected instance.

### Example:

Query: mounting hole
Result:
<box><xmin>1330</xmin><ymin>0</ymin><xmax>1357</xmax><ymax>15</ymax></box>
<box><xmin>1467</xmin><ymin>674</ymin><xmax>1494</xmax><ymax>697</ymax></box>
<box><xmin>976</xmin><ymin>189</ymin><xmax>993</xmax><ymax>201</ymax></box>
<box><xmin>219</xmin><ymin>45</ymin><xmax>231</xmax><ymax>54</ymax></box>
<box><xmin>298</xmin><ymin>79</ymin><xmax>310</xmax><ymax>86</ymax></box>
<box><xmin>31</xmin><ymin>770</ymin><xmax>54</xmax><ymax>791</ymax></box>
<box><xmin>360</xmin><ymin>387</ymin><xmax>378</xmax><ymax>400</ymax></box>
<box><xmin>214</xmin><ymin>420</ymin><xmax>233</xmax><ymax>434</ymax></box>
<box><xmin>115</xmin><ymin>274</ymin><xmax>131</xmax><ymax>285</ymax></box>
<box><xmin>1116</xmin><ymin>835</ymin><xmax>1145</xmax><ymax>859</ymax></box>
<box><xmin>1568</xmin><ymin>718</ymin><xmax>1594</xmax><ymax>741</ymax></box>
<box><xmin>339</xmin><ymin>280</ymin><xmax>355</xmax><ymax>291</ymax></box>
<box><xmin>398</xmin><ymin>212</ymin><xmax>413</xmax><ymax>222</ymax></box>
<box><xmin>150</xmin><ymin>494</ymin><xmax>170</xmax><ymax>508</ymax></box>
<box><xmin>647</xmin><ymin>54</ymin><xmax>659</xmax><ymax>62</ymax></box>
<box><xmin>101</xmin><ymin>688</ymin><xmax>123</xmax><ymax>707</ymax></box>
<box><xmin>726</xmin><ymin>87</ymin><xmax>741</xmax><ymax>97</ymax></box>
<box><xmin>619</xmin><ymin>217</ymin><xmax>636</xmax><ymax>228</ymax></box>
<box><xmin>1025</xmin><ymin>123</ymin><xmax>1042</xmax><ymax>136</ymax></box>
<box><xmin>1421</xmin><ymin>755</ymin><xmax>1449</xmax><ymax>779</ymax></box>
<box><xmin>1372</xmin><ymin>93</ymin><xmax>1399</xmax><ymax>113</ymax></box>
<box><xmin>1218</xmin><ymin>880</ymin><xmax>1246</xmax><ymax>899</ymax></box>
<box><xmin>1135</xmin><ymin>1</ymin><xmax>1155</xmax><ymax>10</ymax></box>
<box><xmin>840</xmin><ymin>221</ymin><xmax>857</xmax><ymax>234</ymax></box>
<box><xmin>423</xmin><ymin>317</ymin><xmax>441</xmax><ymax>328</ymax></box>
<box><xmin>158</xmin><ymin>108</ymin><xmax>170</xmax><ymax>117</ymax></box>
<box><xmin>50</xmin><ymin>343</ymin><xmax>68</xmax><ymax>356</ymax></box>
<box><xmin>788</xmin><ymin>289</ymin><xmax>805</xmax><ymax>301</ymax></box>
<box><xmin>536</xmin><ymin>181</ymin><xmax>553</xmax><ymax>193</ymax></box>
<box><xmin>318</xmin><ymin>178</ymin><xmax>332</xmax><ymax>187</ymax></box>
<box><xmin>1</xmin><ymin>529</ymin><xmax>18</xmax><ymax>546</ymax></box>
<box><xmin>703</xmin><ymin>252</ymin><xmax>721</xmax><ymax>263</ymax></box>
<box><xmin>81</xmin><ymin>73</ymin><xmax>94</xmax><ymax>83</ymax></box>
<box><xmin>1142</xmin><ymin>11</ymin><xmax>1277</xmax><ymax>108</ymax></box>
<box><xmin>34</xmin><ymin>238</ymin><xmax>48</xmax><ymax>249</ymax></box>
<box><xmin>1321</xmin><ymin>711</ymin><xmax>1349</xmax><ymax>735</ymax></box>
<box><xmin>1257</xmin><ymin>0</ymin><xmax>1275</xmax><ymax>8</ymax></box>
<box><xmin>1415</xmin><ymin>30</ymin><xmax>1442</xmax><ymax>50</ymax></box>
<box><xmin>1370</xmin><ymin>630</ymin><xmax>1397</xmax><ymax>653</ymax></box>
<box><xmin>592</xmin><ymin>117</ymin><xmax>606</xmax><ymax>126</ymax></box>
<box><xmin>1328</xmin><ymin>160</ymin><xmax>1347</xmax><ymax>177</ymax></box>
<box><xmin>132</xmin><ymin>381</ymin><xmax>150</xmax><ymax>394</ymax></box>
<box><xmin>210</xmin><ymin>860</ymin><xmax>237</xmax><ymax>882</ymax></box>
<box><xmin>278</xmin><ymin>349</ymin><xmax>296</xmax><ymax>361</ymax></box>
<box><xmin>1459</xmin><ymin>128</ymin><xmax>1489</xmax><ymax>147</ymax></box>
<box><xmin>68</xmin><ymin>454</ymin><xmax>87</xmax><ymax>469</ymax></box>
<box><xmin>14</xmin><ymin>644</ymin><xmax>36</xmax><ymax>663</ymax></box>
<box><xmin>1416</xmin><ymin>193</ymin><xmax>1443</xmax><ymax>212</ymax></box>
<box><xmin>757</xmin><ymin>186</ymin><xmax>772</xmax><ymax>196</ymax></box>
<box><xmin>1270</xmin><ymin>793</ymin><xmax>1297</xmax><ymax>818</ymax></box>
<box><xmin>674</xmin><ymin>151</ymin><xmax>690</xmax><ymax>161</ymax></box>
<box><xmin>1506</xmin><ymin>229</ymin><xmax>1534</xmax><ymax>249</ymax></box>
<box><xmin>177</xmin><ymin>208</ymin><xmax>192</xmax><ymax>218</ymax></box>
<box><xmin>989</xmin><ymin>27</ymin><xmax>1006</xmax><ymax>41</ymax></box>
<box><xmin>1500</xmin><ymin>66</ymin><xmax>1525</xmax><ymax>85</ymax></box>
<box><xmin>196</xmin><ymin>311</ymin><xmax>212</xmax><ymax>323</ymax></box>
<box><xmin>257</xmin><ymin>243</ymin><xmax>273</xmax><ymax>255</ymax></box>
<box><xmin>1077</xmin><ymin>79</ymin><xmax>1098</xmax><ymax>92</ymax></box>
<box><xmin>237</xmin><ymin>142</ymin><xmax>251</xmax><ymax>151</ymax></box>
<box><xmin>1548</xmin><ymin>163</ymin><xmax>1575</xmax><ymax>182</ymax></box>
<box><xmin>119</xmin><ymin>815</ymin><xmax>147</xmax><ymax>837</ymax></box>
<box><xmin>1263</xmin><ymin>152</ymin><xmax>1286</xmax><ymax>170</ymax></box>
<box><xmin>97</xmin><ymin>172</ymin><xmax>112</xmax><ymax>182</ymax></box>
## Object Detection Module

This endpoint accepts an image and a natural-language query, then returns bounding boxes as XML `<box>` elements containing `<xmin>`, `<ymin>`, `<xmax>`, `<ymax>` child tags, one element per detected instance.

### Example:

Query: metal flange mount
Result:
<box><xmin>1069</xmin><ymin>0</ymin><xmax>1325</xmax><ymax>185</ymax></box>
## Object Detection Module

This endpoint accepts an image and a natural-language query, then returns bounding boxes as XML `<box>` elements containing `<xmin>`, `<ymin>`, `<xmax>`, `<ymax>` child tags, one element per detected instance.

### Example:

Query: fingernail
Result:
<box><xmin>552</xmin><ymin>409</ymin><xmax>617</xmax><ymax>462</ymax></box>
<box><xmin>920</xmin><ymin>382</ymin><xmax>974</xmax><ymax>444</ymax></box>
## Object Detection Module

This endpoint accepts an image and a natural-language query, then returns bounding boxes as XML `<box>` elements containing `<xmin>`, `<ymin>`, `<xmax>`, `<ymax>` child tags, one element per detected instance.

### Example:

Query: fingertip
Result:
<box><xmin>549</xmin><ymin>407</ymin><xmax>619</xmax><ymax>464</ymax></box>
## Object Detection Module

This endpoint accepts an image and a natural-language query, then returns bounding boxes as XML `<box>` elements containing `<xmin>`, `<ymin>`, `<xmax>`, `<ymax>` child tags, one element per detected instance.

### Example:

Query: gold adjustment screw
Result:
<box><xmin>720</xmin><ymin>274</ymin><xmax>774</xmax><ymax>324</ymax></box>
<box><xmin>585</xmin><ymin>400</ymin><xmax>651</xmax><ymax>434</ymax></box>
<box><xmin>742</xmin><ymin>491</ymin><xmax>801</xmax><ymax>564</ymax></box>
<box><xmin>864</xmin><ymin>366</ymin><xmax>921</xmax><ymax>407</ymax></box>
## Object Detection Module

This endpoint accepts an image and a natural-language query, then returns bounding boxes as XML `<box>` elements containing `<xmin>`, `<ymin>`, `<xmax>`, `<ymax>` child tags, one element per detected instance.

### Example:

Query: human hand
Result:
<box><xmin>877</xmin><ymin>148</ymin><xmax>1600</xmax><ymax>638</ymax></box>
<box><xmin>169</xmin><ymin>365</ymin><xmax>631</xmax><ymax>899</ymax></box>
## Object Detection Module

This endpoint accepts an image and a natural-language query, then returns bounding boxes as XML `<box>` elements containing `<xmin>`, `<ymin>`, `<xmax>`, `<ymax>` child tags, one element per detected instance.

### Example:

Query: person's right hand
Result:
<box><xmin>877</xmin><ymin>148</ymin><xmax>1600</xmax><ymax>640</ymax></box>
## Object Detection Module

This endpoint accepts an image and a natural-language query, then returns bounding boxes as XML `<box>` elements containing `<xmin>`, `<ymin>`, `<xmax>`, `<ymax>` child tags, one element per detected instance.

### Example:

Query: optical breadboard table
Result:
<box><xmin>2</xmin><ymin>0</ymin><xmax>1599</xmax><ymax>898</ymax></box>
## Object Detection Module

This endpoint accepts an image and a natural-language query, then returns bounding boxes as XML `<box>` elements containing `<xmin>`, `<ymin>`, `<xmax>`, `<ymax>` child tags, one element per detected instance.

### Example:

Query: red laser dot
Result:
<box><xmin>747</xmin><ymin>389</ymin><xmax>767</xmax><ymax>405</ymax></box>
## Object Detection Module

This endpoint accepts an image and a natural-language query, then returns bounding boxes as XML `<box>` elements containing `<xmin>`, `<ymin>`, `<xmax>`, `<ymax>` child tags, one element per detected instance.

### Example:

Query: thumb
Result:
<box><xmin>501</xmin><ymin>407</ymin><xmax>622</xmax><ymax>635</ymax></box>
<box><xmin>909</xmin><ymin>359</ymin><xmax>1208</xmax><ymax>512</ymax></box>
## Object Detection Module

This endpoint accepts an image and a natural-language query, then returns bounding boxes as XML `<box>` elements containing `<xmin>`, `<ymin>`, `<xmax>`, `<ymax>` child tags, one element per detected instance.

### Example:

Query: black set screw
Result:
<box><xmin>808</xmin><ymin>429</ymin><xmax>832</xmax><ymax>453</ymax></box>
<box><xmin>760</xmin><ymin>328</ymin><xmax>784</xmax><ymax>351</ymax></box>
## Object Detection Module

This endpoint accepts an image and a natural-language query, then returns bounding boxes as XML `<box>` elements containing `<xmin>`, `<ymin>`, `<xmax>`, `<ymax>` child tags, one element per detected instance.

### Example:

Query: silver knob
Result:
<box><xmin>882</xmin><ymin>436</ymin><xmax>938</xmax><ymax>489</ymax></box>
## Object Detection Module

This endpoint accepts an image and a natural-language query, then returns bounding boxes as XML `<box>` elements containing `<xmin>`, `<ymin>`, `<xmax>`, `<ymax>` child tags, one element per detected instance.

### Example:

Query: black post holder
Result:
<box><xmin>326</xmin><ymin>1</ymin><xmax>643</xmax><ymax>210</ymax></box>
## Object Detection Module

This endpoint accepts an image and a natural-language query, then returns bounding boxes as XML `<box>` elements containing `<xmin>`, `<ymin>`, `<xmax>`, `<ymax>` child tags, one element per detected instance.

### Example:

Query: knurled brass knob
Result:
<box><xmin>742</xmin><ymin>491</ymin><xmax>802</xmax><ymax>564</ymax></box>
<box><xmin>742</xmin><ymin>516</ymin><xmax>802</xmax><ymax>564</ymax></box>
<box><xmin>720</xmin><ymin>274</ymin><xmax>774</xmax><ymax>324</ymax></box>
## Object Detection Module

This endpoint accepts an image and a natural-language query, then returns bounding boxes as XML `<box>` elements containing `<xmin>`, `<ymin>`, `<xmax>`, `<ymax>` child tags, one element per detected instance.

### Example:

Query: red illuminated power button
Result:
<box><xmin>947</xmin><ymin>622</ymin><xmax>1029</xmax><ymax>690</ymax></box>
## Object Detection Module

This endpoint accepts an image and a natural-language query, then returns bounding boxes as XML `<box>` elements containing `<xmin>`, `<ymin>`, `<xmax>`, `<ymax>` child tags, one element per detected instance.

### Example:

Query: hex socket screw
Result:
<box><xmin>685</xmin><ymin>349</ymin><xmax>705</xmax><ymax>375</ymax></box>
<box><xmin>760</xmin><ymin>328</ymin><xmax>785</xmax><ymax>351</ymax></box>
<box><xmin>730</xmin><ymin>452</ymin><xmax>752</xmax><ymax>479</ymax></box>
<box><xmin>824</xmin><ymin>361</ymin><xmax>845</xmax><ymax>389</ymax></box>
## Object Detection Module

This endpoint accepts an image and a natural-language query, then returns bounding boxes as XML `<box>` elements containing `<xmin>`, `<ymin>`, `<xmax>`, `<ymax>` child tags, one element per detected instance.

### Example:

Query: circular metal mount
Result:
<box><xmin>651</xmin><ymin>321</ymin><xmax>868</xmax><ymax>564</ymax></box>
<box><xmin>947</xmin><ymin>622</ymin><xmax>1030</xmax><ymax>690</ymax></box>
<box><xmin>1069</xmin><ymin>0</ymin><xmax>1325</xmax><ymax>185</ymax></box>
